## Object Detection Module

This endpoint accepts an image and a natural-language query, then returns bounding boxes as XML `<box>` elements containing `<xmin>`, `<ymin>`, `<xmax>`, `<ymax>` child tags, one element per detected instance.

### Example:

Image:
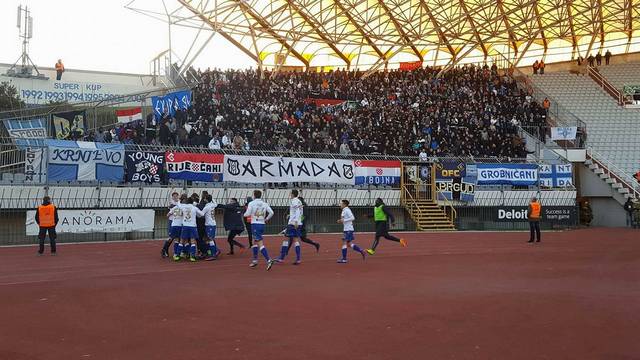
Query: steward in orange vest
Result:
<box><xmin>35</xmin><ymin>196</ymin><xmax>59</xmax><ymax>255</ymax></box>
<box><xmin>527</xmin><ymin>197</ymin><xmax>541</xmax><ymax>243</ymax></box>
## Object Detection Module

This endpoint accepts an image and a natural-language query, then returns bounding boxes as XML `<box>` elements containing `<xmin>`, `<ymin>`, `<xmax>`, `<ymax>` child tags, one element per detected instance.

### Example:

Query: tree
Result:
<box><xmin>0</xmin><ymin>82</ymin><xmax>25</xmax><ymax>112</ymax></box>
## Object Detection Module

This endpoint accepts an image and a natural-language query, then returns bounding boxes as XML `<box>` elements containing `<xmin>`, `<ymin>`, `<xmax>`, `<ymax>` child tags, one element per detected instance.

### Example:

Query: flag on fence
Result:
<box><xmin>116</xmin><ymin>107</ymin><xmax>142</xmax><ymax>124</ymax></box>
<box><xmin>550</xmin><ymin>127</ymin><xmax>577</xmax><ymax>141</ymax></box>
<box><xmin>354</xmin><ymin>160</ymin><xmax>401</xmax><ymax>185</ymax></box>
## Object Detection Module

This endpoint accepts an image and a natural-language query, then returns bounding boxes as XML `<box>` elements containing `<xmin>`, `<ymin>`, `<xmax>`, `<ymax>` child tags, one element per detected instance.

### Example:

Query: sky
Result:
<box><xmin>0</xmin><ymin>0</ymin><xmax>256</xmax><ymax>74</ymax></box>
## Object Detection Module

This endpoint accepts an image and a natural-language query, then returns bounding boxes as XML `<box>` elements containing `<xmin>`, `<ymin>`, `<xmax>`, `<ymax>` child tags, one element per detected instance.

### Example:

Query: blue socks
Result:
<box><xmin>280</xmin><ymin>240</ymin><xmax>289</xmax><ymax>260</ymax></box>
<box><xmin>260</xmin><ymin>246</ymin><xmax>270</xmax><ymax>261</ymax></box>
<box><xmin>208</xmin><ymin>240</ymin><xmax>217</xmax><ymax>256</ymax></box>
<box><xmin>190</xmin><ymin>244</ymin><xmax>196</xmax><ymax>257</ymax></box>
<box><xmin>341</xmin><ymin>245</ymin><xmax>348</xmax><ymax>260</ymax></box>
<box><xmin>251</xmin><ymin>245</ymin><xmax>259</xmax><ymax>260</ymax></box>
<box><xmin>351</xmin><ymin>243</ymin><xmax>363</xmax><ymax>253</ymax></box>
<box><xmin>176</xmin><ymin>243</ymin><xmax>183</xmax><ymax>256</ymax></box>
<box><xmin>294</xmin><ymin>242</ymin><xmax>301</xmax><ymax>261</ymax></box>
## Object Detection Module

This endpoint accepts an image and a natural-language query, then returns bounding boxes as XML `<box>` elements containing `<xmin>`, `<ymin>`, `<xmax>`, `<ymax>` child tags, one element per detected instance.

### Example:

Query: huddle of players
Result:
<box><xmin>161</xmin><ymin>189</ymin><xmax>407</xmax><ymax>270</ymax></box>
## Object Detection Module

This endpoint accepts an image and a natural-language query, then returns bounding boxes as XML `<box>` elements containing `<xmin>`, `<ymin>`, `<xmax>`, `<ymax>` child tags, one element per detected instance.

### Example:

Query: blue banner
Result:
<box><xmin>151</xmin><ymin>90</ymin><xmax>192</xmax><ymax>119</ymax></box>
<box><xmin>2</xmin><ymin>118</ymin><xmax>47</xmax><ymax>149</ymax></box>
<box><xmin>476</xmin><ymin>163</ymin><xmax>538</xmax><ymax>185</ymax></box>
<box><xmin>47</xmin><ymin>140</ymin><xmax>124</xmax><ymax>182</ymax></box>
<box><xmin>539</xmin><ymin>164</ymin><xmax>573</xmax><ymax>187</ymax></box>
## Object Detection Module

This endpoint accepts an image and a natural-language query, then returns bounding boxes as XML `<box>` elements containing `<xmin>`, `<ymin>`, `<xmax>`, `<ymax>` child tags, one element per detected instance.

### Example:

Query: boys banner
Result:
<box><xmin>26</xmin><ymin>209</ymin><xmax>154</xmax><ymax>235</ymax></box>
<box><xmin>224</xmin><ymin>155</ymin><xmax>354</xmax><ymax>184</ymax></box>
<box><xmin>51</xmin><ymin>110</ymin><xmax>87</xmax><ymax>140</ymax></box>
<box><xmin>125</xmin><ymin>151</ymin><xmax>165</xmax><ymax>183</ymax></box>
<box><xmin>2</xmin><ymin>118</ymin><xmax>47</xmax><ymax>148</ymax></box>
<box><xmin>354</xmin><ymin>160</ymin><xmax>400</xmax><ymax>185</ymax></box>
<box><xmin>539</xmin><ymin>164</ymin><xmax>573</xmax><ymax>187</ymax></box>
<box><xmin>47</xmin><ymin>140</ymin><xmax>124</xmax><ymax>182</ymax></box>
<box><xmin>476</xmin><ymin>163</ymin><xmax>539</xmax><ymax>186</ymax></box>
<box><xmin>166</xmin><ymin>152</ymin><xmax>224</xmax><ymax>182</ymax></box>
<box><xmin>151</xmin><ymin>90</ymin><xmax>192</xmax><ymax>119</ymax></box>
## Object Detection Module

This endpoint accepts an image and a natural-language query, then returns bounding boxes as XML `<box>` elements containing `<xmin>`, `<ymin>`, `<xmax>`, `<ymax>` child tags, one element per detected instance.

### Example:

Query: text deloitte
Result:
<box><xmin>497</xmin><ymin>209</ymin><xmax>528</xmax><ymax>220</ymax></box>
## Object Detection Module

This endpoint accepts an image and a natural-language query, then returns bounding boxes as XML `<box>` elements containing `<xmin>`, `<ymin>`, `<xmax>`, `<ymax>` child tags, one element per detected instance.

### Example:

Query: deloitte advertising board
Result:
<box><xmin>494</xmin><ymin>206</ymin><xmax>577</xmax><ymax>224</ymax></box>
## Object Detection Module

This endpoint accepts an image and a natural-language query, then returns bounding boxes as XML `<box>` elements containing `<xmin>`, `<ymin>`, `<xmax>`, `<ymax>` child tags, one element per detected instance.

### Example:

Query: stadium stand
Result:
<box><xmin>531</xmin><ymin>70</ymin><xmax>640</xmax><ymax>178</ymax></box>
<box><xmin>89</xmin><ymin>65</ymin><xmax>545</xmax><ymax>159</ymax></box>
<box><xmin>597</xmin><ymin>62</ymin><xmax>640</xmax><ymax>91</ymax></box>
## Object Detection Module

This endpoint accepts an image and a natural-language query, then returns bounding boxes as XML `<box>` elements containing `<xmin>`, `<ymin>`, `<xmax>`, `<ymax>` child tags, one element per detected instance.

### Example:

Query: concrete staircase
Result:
<box><xmin>584</xmin><ymin>156</ymin><xmax>638</xmax><ymax>203</ymax></box>
<box><xmin>403</xmin><ymin>199</ymin><xmax>456</xmax><ymax>231</ymax></box>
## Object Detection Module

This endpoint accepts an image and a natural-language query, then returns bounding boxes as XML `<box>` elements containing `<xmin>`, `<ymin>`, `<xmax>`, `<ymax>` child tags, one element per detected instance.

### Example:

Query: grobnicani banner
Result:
<box><xmin>476</xmin><ymin>163</ymin><xmax>539</xmax><ymax>186</ymax></box>
<box><xmin>224</xmin><ymin>155</ymin><xmax>355</xmax><ymax>184</ymax></box>
<box><xmin>25</xmin><ymin>209</ymin><xmax>154</xmax><ymax>235</ymax></box>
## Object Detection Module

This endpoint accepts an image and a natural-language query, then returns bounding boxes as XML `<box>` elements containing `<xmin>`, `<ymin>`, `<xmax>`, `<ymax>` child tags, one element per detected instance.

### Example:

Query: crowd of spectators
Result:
<box><xmin>89</xmin><ymin>63</ymin><xmax>548</xmax><ymax>159</ymax></box>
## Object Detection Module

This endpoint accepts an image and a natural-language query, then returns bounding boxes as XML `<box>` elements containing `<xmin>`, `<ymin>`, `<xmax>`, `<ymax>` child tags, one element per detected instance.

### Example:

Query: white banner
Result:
<box><xmin>25</xmin><ymin>209</ymin><xmax>154</xmax><ymax>235</ymax></box>
<box><xmin>24</xmin><ymin>147</ymin><xmax>47</xmax><ymax>183</ymax></box>
<box><xmin>550</xmin><ymin>127</ymin><xmax>577</xmax><ymax>140</ymax></box>
<box><xmin>224</xmin><ymin>155</ymin><xmax>355</xmax><ymax>184</ymax></box>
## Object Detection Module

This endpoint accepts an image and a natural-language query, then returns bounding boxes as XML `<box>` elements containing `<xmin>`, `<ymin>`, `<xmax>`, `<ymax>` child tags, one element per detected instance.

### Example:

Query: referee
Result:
<box><xmin>527</xmin><ymin>197</ymin><xmax>542</xmax><ymax>243</ymax></box>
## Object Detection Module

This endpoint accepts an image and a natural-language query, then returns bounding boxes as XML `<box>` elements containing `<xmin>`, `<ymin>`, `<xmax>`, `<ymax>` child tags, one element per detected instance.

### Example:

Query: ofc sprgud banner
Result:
<box><xmin>224</xmin><ymin>155</ymin><xmax>355</xmax><ymax>184</ymax></box>
<box><xmin>476</xmin><ymin>163</ymin><xmax>539</xmax><ymax>186</ymax></box>
<box><xmin>25</xmin><ymin>209</ymin><xmax>154</xmax><ymax>235</ymax></box>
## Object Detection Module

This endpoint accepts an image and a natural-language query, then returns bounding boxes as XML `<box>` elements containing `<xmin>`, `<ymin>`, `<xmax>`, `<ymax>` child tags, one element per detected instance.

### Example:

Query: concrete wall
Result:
<box><xmin>577</xmin><ymin>164</ymin><xmax>629</xmax><ymax>227</ymax></box>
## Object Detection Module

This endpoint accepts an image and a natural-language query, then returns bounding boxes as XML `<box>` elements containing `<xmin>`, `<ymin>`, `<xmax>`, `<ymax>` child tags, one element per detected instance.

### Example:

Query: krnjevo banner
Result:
<box><xmin>224</xmin><ymin>155</ymin><xmax>354</xmax><ymax>184</ymax></box>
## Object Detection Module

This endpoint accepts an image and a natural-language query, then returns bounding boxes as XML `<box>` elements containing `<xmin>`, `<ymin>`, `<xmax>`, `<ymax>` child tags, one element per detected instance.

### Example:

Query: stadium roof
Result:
<box><xmin>178</xmin><ymin>0</ymin><xmax>640</xmax><ymax>70</ymax></box>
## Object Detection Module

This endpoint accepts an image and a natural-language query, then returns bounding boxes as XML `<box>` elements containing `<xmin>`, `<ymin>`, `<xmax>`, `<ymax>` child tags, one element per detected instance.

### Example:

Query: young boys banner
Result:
<box><xmin>47</xmin><ymin>140</ymin><xmax>124</xmax><ymax>182</ymax></box>
<box><xmin>51</xmin><ymin>110</ymin><xmax>87</xmax><ymax>140</ymax></box>
<box><xmin>151</xmin><ymin>90</ymin><xmax>192</xmax><ymax>119</ymax></box>
<box><xmin>125</xmin><ymin>151</ymin><xmax>165</xmax><ymax>183</ymax></box>
<box><xmin>224</xmin><ymin>155</ymin><xmax>354</xmax><ymax>184</ymax></box>
<box><xmin>166</xmin><ymin>152</ymin><xmax>223</xmax><ymax>182</ymax></box>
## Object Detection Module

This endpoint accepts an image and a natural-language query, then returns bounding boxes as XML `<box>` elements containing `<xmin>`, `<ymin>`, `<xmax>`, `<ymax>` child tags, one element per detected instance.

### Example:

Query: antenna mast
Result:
<box><xmin>4</xmin><ymin>5</ymin><xmax>48</xmax><ymax>80</ymax></box>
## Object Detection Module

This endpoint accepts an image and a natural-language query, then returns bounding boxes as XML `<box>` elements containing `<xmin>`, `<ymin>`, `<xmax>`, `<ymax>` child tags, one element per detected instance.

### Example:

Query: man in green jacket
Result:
<box><xmin>366</xmin><ymin>198</ymin><xmax>407</xmax><ymax>255</ymax></box>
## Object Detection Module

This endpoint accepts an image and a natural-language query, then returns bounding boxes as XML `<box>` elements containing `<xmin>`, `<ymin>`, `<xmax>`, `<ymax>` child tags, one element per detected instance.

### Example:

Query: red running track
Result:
<box><xmin>1</xmin><ymin>228</ymin><xmax>639</xmax><ymax>360</ymax></box>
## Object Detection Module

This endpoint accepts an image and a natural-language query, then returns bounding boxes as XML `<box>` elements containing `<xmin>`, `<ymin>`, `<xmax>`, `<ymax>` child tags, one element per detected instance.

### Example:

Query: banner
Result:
<box><xmin>494</xmin><ymin>206</ymin><xmax>577</xmax><ymax>224</ymax></box>
<box><xmin>116</xmin><ymin>107</ymin><xmax>142</xmax><ymax>124</ymax></box>
<box><xmin>51</xmin><ymin>110</ymin><xmax>87</xmax><ymax>140</ymax></box>
<box><xmin>26</xmin><ymin>209</ymin><xmax>154</xmax><ymax>235</ymax></box>
<box><xmin>304</xmin><ymin>98</ymin><xmax>346</xmax><ymax>107</ymax></box>
<box><xmin>125</xmin><ymin>151</ymin><xmax>165</xmax><ymax>184</ymax></box>
<box><xmin>166</xmin><ymin>152</ymin><xmax>223</xmax><ymax>182</ymax></box>
<box><xmin>550</xmin><ymin>127</ymin><xmax>577</xmax><ymax>141</ymax></box>
<box><xmin>24</xmin><ymin>147</ymin><xmax>47</xmax><ymax>183</ymax></box>
<box><xmin>435</xmin><ymin>160</ymin><xmax>466</xmax><ymax>179</ymax></box>
<box><xmin>151</xmin><ymin>90</ymin><xmax>192</xmax><ymax>119</ymax></box>
<box><xmin>2</xmin><ymin>118</ymin><xmax>47</xmax><ymax>148</ymax></box>
<box><xmin>539</xmin><ymin>164</ymin><xmax>573</xmax><ymax>187</ymax></box>
<box><xmin>354</xmin><ymin>160</ymin><xmax>400</xmax><ymax>185</ymax></box>
<box><xmin>476</xmin><ymin>163</ymin><xmax>538</xmax><ymax>186</ymax></box>
<box><xmin>435</xmin><ymin>161</ymin><xmax>475</xmax><ymax>202</ymax></box>
<box><xmin>47</xmin><ymin>140</ymin><xmax>124</xmax><ymax>182</ymax></box>
<box><xmin>224</xmin><ymin>155</ymin><xmax>354</xmax><ymax>184</ymax></box>
<box><xmin>399</xmin><ymin>61</ymin><xmax>422</xmax><ymax>71</ymax></box>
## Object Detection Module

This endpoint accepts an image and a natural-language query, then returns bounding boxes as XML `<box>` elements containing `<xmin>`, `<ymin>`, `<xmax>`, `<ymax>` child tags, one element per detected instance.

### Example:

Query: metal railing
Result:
<box><xmin>587</xmin><ymin>66</ymin><xmax>624</xmax><ymax>105</ymax></box>
<box><xmin>586</xmin><ymin>147</ymin><xmax>640</xmax><ymax>200</ymax></box>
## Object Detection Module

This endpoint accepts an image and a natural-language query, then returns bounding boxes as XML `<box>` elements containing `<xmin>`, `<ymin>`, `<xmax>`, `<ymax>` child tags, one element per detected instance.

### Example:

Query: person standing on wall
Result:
<box><xmin>55</xmin><ymin>59</ymin><xmax>64</xmax><ymax>80</ymax></box>
<box><xmin>527</xmin><ymin>197</ymin><xmax>542</xmax><ymax>243</ymax></box>
<box><xmin>35</xmin><ymin>196</ymin><xmax>59</xmax><ymax>255</ymax></box>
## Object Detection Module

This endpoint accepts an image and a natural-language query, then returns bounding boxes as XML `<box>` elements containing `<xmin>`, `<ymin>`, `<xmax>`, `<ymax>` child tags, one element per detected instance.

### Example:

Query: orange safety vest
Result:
<box><xmin>55</xmin><ymin>62</ymin><xmax>64</xmax><ymax>72</ymax></box>
<box><xmin>529</xmin><ymin>202</ymin><xmax>541</xmax><ymax>220</ymax></box>
<box><xmin>38</xmin><ymin>204</ymin><xmax>56</xmax><ymax>227</ymax></box>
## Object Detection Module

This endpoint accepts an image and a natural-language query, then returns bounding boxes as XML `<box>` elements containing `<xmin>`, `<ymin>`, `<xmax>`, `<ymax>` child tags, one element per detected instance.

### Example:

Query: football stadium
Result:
<box><xmin>1</xmin><ymin>0</ymin><xmax>639</xmax><ymax>359</ymax></box>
